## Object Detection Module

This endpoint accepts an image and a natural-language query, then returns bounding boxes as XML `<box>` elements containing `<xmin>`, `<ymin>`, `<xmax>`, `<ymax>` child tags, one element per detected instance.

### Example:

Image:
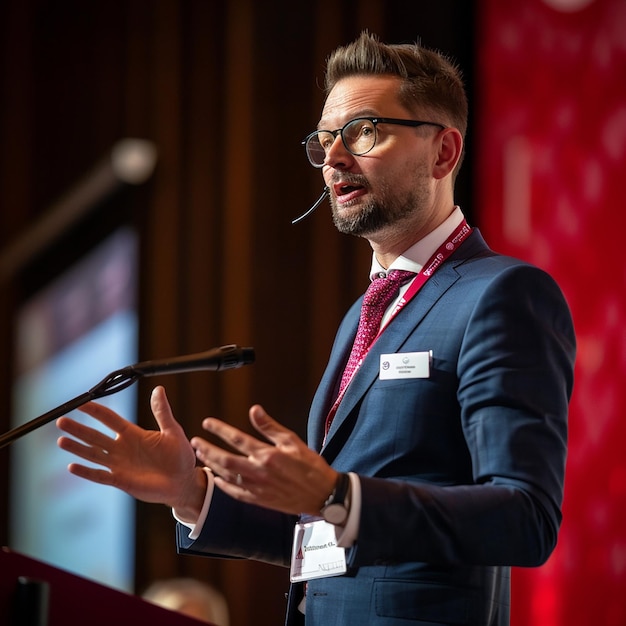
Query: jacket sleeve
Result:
<box><xmin>176</xmin><ymin>486</ymin><xmax>297</xmax><ymax>568</ymax></box>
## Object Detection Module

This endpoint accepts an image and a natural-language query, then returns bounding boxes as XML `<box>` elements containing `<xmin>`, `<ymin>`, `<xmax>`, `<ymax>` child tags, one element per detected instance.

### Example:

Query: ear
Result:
<box><xmin>432</xmin><ymin>128</ymin><xmax>463</xmax><ymax>180</ymax></box>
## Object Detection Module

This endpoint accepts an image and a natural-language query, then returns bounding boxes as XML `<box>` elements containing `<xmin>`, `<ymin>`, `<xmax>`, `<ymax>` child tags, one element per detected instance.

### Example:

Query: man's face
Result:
<box><xmin>318</xmin><ymin>75</ymin><xmax>439</xmax><ymax>238</ymax></box>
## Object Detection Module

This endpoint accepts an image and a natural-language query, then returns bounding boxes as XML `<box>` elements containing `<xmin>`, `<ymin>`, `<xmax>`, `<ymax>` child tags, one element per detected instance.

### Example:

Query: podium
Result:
<box><xmin>0</xmin><ymin>547</ymin><xmax>215</xmax><ymax>626</ymax></box>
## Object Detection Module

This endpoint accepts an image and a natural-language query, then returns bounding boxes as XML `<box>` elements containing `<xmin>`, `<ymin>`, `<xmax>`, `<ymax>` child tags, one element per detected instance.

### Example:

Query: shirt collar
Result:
<box><xmin>369</xmin><ymin>206</ymin><xmax>465</xmax><ymax>281</ymax></box>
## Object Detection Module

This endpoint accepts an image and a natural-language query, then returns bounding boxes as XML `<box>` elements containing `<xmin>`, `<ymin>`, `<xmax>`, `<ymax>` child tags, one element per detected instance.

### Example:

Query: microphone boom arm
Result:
<box><xmin>0</xmin><ymin>344</ymin><xmax>255</xmax><ymax>450</ymax></box>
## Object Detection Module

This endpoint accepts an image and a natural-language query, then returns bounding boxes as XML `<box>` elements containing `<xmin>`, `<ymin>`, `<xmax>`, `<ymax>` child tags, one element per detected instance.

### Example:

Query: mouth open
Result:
<box><xmin>334</xmin><ymin>181</ymin><xmax>367</xmax><ymax>203</ymax></box>
<box><xmin>340</xmin><ymin>184</ymin><xmax>361</xmax><ymax>193</ymax></box>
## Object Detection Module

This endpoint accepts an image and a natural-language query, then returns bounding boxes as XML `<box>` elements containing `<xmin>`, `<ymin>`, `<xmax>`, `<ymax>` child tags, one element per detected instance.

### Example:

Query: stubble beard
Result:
<box><xmin>331</xmin><ymin>176</ymin><xmax>430</xmax><ymax>239</ymax></box>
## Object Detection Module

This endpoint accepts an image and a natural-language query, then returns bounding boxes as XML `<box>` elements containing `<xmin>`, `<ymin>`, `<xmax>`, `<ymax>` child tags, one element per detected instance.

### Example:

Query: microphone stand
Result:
<box><xmin>0</xmin><ymin>344</ymin><xmax>254</xmax><ymax>450</ymax></box>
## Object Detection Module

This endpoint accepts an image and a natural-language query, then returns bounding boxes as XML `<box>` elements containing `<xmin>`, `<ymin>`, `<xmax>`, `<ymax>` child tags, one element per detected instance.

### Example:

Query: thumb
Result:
<box><xmin>150</xmin><ymin>386</ymin><xmax>182</xmax><ymax>433</ymax></box>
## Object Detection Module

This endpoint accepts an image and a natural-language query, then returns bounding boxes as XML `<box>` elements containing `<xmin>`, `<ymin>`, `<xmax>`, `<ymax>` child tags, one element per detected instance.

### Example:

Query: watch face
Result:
<box><xmin>321</xmin><ymin>472</ymin><xmax>350</xmax><ymax>525</ymax></box>
<box><xmin>323</xmin><ymin>503</ymin><xmax>348</xmax><ymax>525</ymax></box>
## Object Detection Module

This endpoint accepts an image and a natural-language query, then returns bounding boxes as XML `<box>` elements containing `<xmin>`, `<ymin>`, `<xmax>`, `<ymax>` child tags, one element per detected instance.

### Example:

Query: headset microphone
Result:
<box><xmin>291</xmin><ymin>187</ymin><xmax>329</xmax><ymax>224</ymax></box>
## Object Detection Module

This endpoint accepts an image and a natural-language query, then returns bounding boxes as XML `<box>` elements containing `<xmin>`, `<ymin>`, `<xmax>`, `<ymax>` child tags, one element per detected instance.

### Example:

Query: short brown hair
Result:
<box><xmin>324</xmin><ymin>31</ymin><xmax>468</xmax><ymax>175</ymax></box>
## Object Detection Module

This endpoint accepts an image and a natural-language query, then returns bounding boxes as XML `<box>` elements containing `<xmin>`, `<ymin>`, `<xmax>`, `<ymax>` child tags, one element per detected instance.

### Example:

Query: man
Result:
<box><xmin>57</xmin><ymin>32</ymin><xmax>575</xmax><ymax>625</ymax></box>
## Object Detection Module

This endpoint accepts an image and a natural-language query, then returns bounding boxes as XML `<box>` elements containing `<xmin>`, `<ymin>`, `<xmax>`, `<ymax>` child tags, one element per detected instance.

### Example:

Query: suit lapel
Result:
<box><xmin>311</xmin><ymin>229</ymin><xmax>491</xmax><ymax>456</ymax></box>
<box><xmin>308</xmin><ymin>302</ymin><xmax>359</xmax><ymax>449</ymax></box>
<box><xmin>319</xmin><ymin>255</ymin><xmax>469</xmax><ymax>457</ymax></box>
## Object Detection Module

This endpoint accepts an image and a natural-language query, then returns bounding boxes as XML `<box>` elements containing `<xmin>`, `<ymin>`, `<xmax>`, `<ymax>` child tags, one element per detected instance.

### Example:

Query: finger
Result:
<box><xmin>57</xmin><ymin>434</ymin><xmax>112</xmax><ymax>467</ymax></box>
<box><xmin>213</xmin><ymin>475</ymin><xmax>251</xmax><ymax>498</ymax></box>
<box><xmin>191</xmin><ymin>435</ymin><xmax>248</xmax><ymax>478</ymax></box>
<box><xmin>67</xmin><ymin>462</ymin><xmax>116</xmax><ymax>486</ymax></box>
<box><xmin>56</xmin><ymin>417</ymin><xmax>115</xmax><ymax>450</ymax></box>
<box><xmin>200</xmin><ymin>418</ymin><xmax>267</xmax><ymax>456</ymax></box>
<box><xmin>75</xmin><ymin>400</ymin><xmax>130</xmax><ymax>434</ymax></box>
<box><xmin>190</xmin><ymin>436</ymin><xmax>269</xmax><ymax>497</ymax></box>
<box><xmin>248</xmin><ymin>405</ymin><xmax>296</xmax><ymax>446</ymax></box>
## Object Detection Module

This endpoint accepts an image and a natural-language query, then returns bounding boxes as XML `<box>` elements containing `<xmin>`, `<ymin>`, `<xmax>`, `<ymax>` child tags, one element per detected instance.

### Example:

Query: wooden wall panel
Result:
<box><xmin>0</xmin><ymin>2</ymin><xmax>474</xmax><ymax>624</ymax></box>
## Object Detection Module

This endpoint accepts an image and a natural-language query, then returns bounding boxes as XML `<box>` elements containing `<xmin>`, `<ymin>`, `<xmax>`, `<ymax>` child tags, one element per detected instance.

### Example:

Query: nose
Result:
<box><xmin>324</xmin><ymin>133</ymin><xmax>354</xmax><ymax>169</ymax></box>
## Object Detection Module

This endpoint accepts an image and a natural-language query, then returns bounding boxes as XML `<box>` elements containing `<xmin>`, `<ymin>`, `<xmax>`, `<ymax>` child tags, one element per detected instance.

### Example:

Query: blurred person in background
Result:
<box><xmin>142</xmin><ymin>577</ymin><xmax>229</xmax><ymax>626</ymax></box>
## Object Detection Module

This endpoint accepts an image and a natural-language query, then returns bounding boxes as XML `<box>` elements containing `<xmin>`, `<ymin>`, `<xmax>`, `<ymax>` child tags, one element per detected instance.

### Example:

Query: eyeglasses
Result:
<box><xmin>302</xmin><ymin>117</ymin><xmax>445</xmax><ymax>168</ymax></box>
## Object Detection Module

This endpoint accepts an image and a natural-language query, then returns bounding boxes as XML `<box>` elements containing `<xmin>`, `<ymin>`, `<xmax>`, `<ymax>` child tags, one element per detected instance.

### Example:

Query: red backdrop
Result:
<box><xmin>476</xmin><ymin>0</ymin><xmax>626</xmax><ymax>624</ymax></box>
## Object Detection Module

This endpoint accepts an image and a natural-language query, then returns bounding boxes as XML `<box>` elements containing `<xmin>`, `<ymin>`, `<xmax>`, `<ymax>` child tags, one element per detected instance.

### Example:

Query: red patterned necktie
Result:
<box><xmin>337</xmin><ymin>269</ymin><xmax>415</xmax><ymax>399</ymax></box>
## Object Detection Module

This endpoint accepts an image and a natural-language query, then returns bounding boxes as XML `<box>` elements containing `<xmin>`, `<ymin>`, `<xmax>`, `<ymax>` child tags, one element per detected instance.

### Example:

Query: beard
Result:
<box><xmin>330</xmin><ymin>169</ymin><xmax>430</xmax><ymax>238</ymax></box>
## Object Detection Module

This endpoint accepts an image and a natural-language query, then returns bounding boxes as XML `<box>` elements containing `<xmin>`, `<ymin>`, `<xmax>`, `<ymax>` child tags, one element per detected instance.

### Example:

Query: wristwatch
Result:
<box><xmin>320</xmin><ymin>472</ymin><xmax>351</xmax><ymax>525</ymax></box>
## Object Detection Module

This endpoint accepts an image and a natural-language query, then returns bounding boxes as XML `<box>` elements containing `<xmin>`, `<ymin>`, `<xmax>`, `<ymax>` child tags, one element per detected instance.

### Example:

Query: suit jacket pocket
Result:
<box><xmin>374</xmin><ymin>578</ymin><xmax>471</xmax><ymax>624</ymax></box>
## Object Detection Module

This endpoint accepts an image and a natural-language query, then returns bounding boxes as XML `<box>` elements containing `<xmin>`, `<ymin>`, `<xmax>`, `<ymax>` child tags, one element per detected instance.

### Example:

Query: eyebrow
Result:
<box><xmin>317</xmin><ymin>110</ymin><xmax>381</xmax><ymax>131</ymax></box>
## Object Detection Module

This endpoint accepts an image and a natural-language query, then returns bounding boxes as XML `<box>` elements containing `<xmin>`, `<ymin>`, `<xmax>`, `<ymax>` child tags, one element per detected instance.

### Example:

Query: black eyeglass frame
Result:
<box><xmin>302</xmin><ymin>117</ymin><xmax>446</xmax><ymax>168</ymax></box>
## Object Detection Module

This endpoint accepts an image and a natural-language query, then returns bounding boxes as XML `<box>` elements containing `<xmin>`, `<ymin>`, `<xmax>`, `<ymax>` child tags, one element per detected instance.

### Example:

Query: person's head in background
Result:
<box><xmin>142</xmin><ymin>577</ymin><xmax>229</xmax><ymax>626</ymax></box>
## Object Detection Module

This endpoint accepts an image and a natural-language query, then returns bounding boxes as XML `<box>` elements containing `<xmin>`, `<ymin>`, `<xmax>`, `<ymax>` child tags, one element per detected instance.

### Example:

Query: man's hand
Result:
<box><xmin>191</xmin><ymin>405</ymin><xmax>338</xmax><ymax>516</ymax></box>
<box><xmin>56</xmin><ymin>386</ymin><xmax>207</xmax><ymax>522</ymax></box>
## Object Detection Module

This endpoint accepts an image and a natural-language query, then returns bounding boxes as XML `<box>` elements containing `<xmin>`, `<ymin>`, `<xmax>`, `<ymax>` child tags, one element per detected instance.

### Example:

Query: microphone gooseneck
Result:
<box><xmin>291</xmin><ymin>187</ymin><xmax>329</xmax><ymax>224</ymax></box>
<box><xmin>0</xmin><ymin>344</ymin><xmax>255</xmax><ymax>449</ymax></box>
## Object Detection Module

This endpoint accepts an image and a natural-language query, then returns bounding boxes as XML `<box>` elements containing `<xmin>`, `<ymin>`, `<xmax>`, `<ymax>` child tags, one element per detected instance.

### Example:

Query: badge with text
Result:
<box><xmin>290</xmin><ymin>519</ymin><xmax>347</xmax><ymax>582</ymax></box>
<box><xmin>379</xmin><ymin>351</ymin><xmax>432</xmax><ymax>380</ymax></box>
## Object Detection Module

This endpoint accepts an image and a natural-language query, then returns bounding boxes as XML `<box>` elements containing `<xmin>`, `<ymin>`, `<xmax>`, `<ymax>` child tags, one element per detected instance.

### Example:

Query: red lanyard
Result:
<box><xmin>375</xmin><ymin>218</ymin><xmax>472</xmax><ymax>340</ymax></box>
<box><xmin>323</xmin><ymin>218</ymin><xmax>473</xmax><ymax>440</ymax></box>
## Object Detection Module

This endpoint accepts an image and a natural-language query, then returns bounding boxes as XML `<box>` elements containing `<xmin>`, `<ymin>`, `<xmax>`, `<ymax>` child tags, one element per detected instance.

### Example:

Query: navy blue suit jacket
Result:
<box><xmin>177</xmin><ymin>230</ymin><xmax>576</xmax><ymax>625</ymax></box>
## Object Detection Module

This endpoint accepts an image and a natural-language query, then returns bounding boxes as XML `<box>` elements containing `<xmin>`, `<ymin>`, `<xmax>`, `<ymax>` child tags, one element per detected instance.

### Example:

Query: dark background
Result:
<box><xmin>0</xmin><ymin>2</ymin><xmax>476</xmax><ymax>624</ymax></box>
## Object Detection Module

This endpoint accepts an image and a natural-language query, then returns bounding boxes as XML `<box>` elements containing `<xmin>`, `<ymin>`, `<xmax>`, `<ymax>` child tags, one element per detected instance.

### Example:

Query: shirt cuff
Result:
<box><xmin>335</xmin><ymin>472</ymin><xmax>361</xmax><ymax>548</ymax></box>
<box><xmin>172</xmin><ymin>466</ymin><xmax>214</xmax><ymax>540</ymax></box>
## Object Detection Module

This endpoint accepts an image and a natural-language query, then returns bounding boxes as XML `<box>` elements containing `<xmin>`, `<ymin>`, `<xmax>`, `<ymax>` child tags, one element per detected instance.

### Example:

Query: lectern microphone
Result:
<box><xmin>0</xmin><ymin>344</ymin><xmax>255</xmax><ymax>450</ymax></box>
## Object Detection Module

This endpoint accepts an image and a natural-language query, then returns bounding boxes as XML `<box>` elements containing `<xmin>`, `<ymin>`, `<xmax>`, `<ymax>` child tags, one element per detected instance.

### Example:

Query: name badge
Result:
<box><xmin>379</xmin><ymin>351</ymin><xmax>432</xmax><ymax>380</ymax></box>
<box><xmin>290</xmin><ymin>519</ymin><xmax>347</xmax><ymax>582</ymax></box>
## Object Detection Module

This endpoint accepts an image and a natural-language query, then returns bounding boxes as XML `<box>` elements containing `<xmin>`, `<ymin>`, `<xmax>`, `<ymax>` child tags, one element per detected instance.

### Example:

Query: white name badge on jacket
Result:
<box><xmin>379</xmin><ymin>350</ymin><xmax>432</xmax><ymax>380</ymax></box>
<box><xmin>290</xmin><ymin>519</ymin><xmax>347</xmax><ymax>582</ymax></box>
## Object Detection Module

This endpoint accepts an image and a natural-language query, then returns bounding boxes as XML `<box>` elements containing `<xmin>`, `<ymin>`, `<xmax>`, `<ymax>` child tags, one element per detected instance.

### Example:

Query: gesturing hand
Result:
<box><xmin>191</xmin><ymin>405</ymin><xmax>339</xmax><ymax>517</ymax></box>
<box><xmin>56</xmin><ymin>386</ymin><xmax>207</xmax><ymax>521</ymax></box>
